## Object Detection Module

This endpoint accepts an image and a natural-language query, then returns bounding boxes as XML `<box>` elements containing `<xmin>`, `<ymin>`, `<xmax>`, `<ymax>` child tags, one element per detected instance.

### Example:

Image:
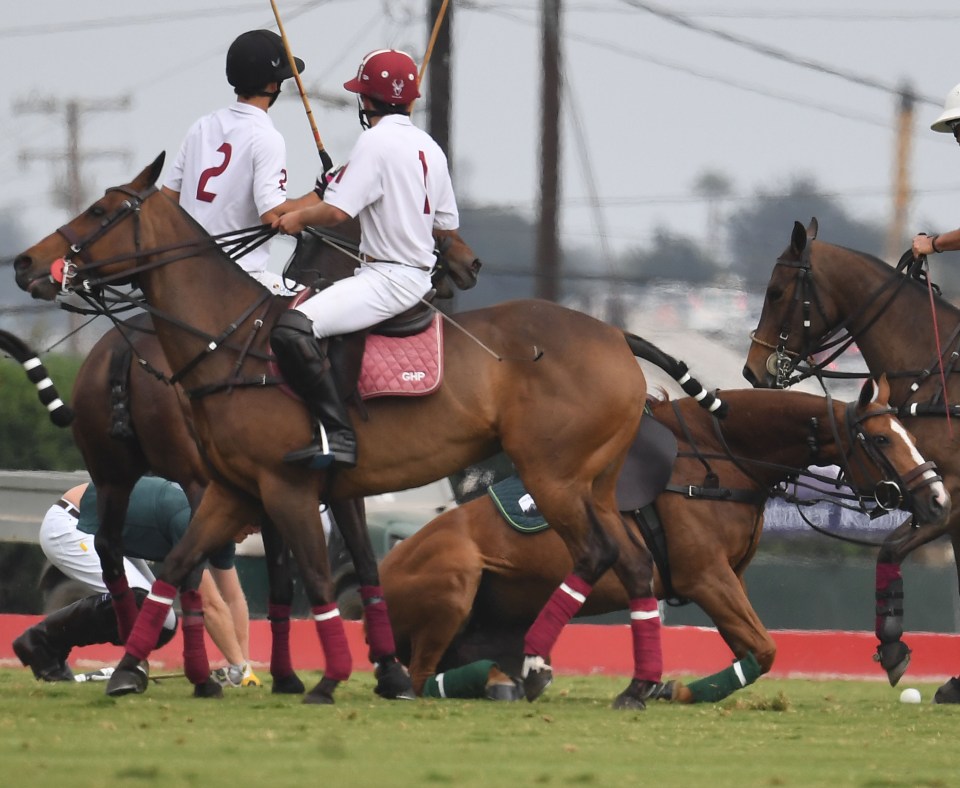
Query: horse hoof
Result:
<box><xmin>105</xmin><ymin>660</ymin><xmax>149</xmax><ymax>697</ymax></box>
<box><xmin>875</xmin><ymin>641</ymin><xmax>911</xmax><ymax>686</ymax></box>
<box><xmin>522</xmin><ymin>666</ymin><xmax>553</xmax><ymax>703</ymax></box>
<box><xmin>271</xmin><ymin>673</ymin><xmax>306</xmax><ymax>695</ymax></box>
<box><xmin>485</xmin><ymin>678</ymin><xmax>524</xmax><ymax>702</ymax></box>
<box><xmin>611</xmin><ymin>679</ymin><xmax>662</xmax><ymax>710</ymax></box>
<box><xmin>647</xmin><ymin>680</ymin><xmax>677</xmax><ymax>702</ymax></box>
<box><xmin>374</xmin><ymin>658</ymin><xmax>416</xmax><ymax>700</ymax></box>
<box><xmin>933</xmin><ymin>677</ymin><xmax>960</xmax><ymax>704</ymax></box>
<box><xmin>192</xmin><ymin>678</ymin><xmax>224</xmax><ymax>699</ymax></box>
<box><xmin>303</xmin><ymin>677</ymin><xmax>339</xmax><ymax>705</ymax></box>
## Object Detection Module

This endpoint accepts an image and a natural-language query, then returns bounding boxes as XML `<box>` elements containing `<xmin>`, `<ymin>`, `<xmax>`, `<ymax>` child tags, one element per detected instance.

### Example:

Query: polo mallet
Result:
<box><xmin>270</xmin><ymin>0</ymin><xmax>333</xmax><ymax>172</ymax></box>
<box><xmin>411</xmin><ymin>0</ymin><xmax>451</xmax><ymax>115</ymax></box>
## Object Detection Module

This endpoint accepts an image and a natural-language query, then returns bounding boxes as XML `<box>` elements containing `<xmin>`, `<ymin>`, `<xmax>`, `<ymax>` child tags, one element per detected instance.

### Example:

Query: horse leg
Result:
<box><xmin>329</xmin><ymin>497</ymin><xmax>414</xmax><ymax>700</ymax></box>
<box><xmin>178</xmin><ymin>562</ymin><xmax>225</xmax><ymax>699</ymax></box>
<box><xmin>605</xmin><ymin>531</ymin><xmax>663</xmax><ymax>711</ymax></box>
<box><xmin>92</xmin><ymin>482</ymin><xmax>139</xmax><ymax>642</ymax></box>
<box><xmin>934</xmin><ymin>529</ymin><xmax>960</xmax><ymax>704</ymax></box>
<box><xmin>106</xmin><ymin>484</ymin><xmax>252</xmax><ymax>698</ymax></box>
<box><xmin>519</xmin><ymin>491</ymin><xmax>623</xmax><ymax>703</ymax></box>
<box><xmin>260</xmin><ymin>519</ymin><xmax>306</xmax><ymax>694</ymax></box>
<box><xmin>661</xmin><ymin>567</ymin><xmax>773</xmax><ymax>704</ymax></box>
<box><xmin>259</xmin><ymin>481</ymin><xmax>352</xmax><ymax>705</ymax></box>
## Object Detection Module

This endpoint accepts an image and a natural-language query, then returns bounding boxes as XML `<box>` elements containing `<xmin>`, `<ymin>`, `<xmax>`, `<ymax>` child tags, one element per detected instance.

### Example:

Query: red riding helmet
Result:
<box><xmin>344</xmin><ymin>49</ymin><xmax>421</xmax><ymax>105</ymax></box>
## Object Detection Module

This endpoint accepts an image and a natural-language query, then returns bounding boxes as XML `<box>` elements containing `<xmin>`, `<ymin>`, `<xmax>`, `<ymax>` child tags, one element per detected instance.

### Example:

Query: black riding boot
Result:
<box><xmin>13</xmin><ymin>591</ymin><xmax>177</xmax><ymax>682</ymax></box>
<box><xmin>270</xmin><ymin>311</ymin><xmax>357</xmax><ymax>469</ymax></box>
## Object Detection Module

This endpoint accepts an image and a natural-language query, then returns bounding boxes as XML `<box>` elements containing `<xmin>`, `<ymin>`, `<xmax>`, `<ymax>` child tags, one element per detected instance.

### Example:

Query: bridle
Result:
<box><xmin>48</xmin><ymin>183</ymin><xmax>280</xmax><ymax>394</ymax></box>
<box><xmin>753</xmin><ymin>242</ymin><xmax>917</xmax><ymax>390</ymax></box>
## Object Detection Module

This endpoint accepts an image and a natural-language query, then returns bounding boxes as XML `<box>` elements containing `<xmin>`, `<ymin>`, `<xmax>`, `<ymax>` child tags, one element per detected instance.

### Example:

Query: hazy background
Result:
<box><xmin>2</xmin><ymin>0</ymin><xmax>960</xmax><ymax>390</ymax></box>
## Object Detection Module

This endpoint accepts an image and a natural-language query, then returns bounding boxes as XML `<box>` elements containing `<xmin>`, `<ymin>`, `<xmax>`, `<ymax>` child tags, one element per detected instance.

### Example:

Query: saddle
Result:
<box><xmin>276</xmin><ymin>284</ymin><xmax>444</xmax><ymax>404</ymax></box>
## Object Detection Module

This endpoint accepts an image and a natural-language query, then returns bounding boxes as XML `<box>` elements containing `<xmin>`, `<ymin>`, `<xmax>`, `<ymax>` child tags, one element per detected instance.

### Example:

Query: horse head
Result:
<box><xmin>433</xmin><ymin>229</ymin><xmax>481</xmax><ymax>291</ymax></box>
<box><xmin>14</xmin><ymin>153</ymin><xmax>167</xmax><ymax>301</ymax></box>
<box><xmin>844</xmin><ymin>375</ymin><xmax>949</xmax><ymax>529</ymax></box>
<box><xmin>742</xmin><ymin>217</ymin><xmax>850</xmax><ymax>388</ymax></box>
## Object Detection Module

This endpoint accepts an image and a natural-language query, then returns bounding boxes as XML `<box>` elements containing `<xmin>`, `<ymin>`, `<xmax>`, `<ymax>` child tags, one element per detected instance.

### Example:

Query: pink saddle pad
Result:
<box><xmin>357</xmin><ymin>314</ymin><xmax>443</xmax><ymax>399</ymax></box>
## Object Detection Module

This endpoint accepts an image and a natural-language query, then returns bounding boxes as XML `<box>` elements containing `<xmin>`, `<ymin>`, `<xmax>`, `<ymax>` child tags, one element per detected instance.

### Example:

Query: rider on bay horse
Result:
<box><xmin>270</xmin><ymin>49</ymin><xmax>462</xmax><ymax>471</ymax></box>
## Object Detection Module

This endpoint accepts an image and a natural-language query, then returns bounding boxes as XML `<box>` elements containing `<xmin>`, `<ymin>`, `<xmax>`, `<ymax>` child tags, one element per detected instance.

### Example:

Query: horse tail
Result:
<box><xmin>623</xmin><ymin>331</ymin><xmax>728</xmax><ymax>418</ymax></box>
<box><xmin>0</xmin><ymin>329</ymin><xmax>74</xmax><ymax>427</ymax></box>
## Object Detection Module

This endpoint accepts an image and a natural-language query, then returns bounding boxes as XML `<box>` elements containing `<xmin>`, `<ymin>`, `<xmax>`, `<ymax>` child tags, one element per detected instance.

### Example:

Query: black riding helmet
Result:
<box><xmin>226</xmin><ymin>30</ymin><xmax>305</xmax><ymax>95</ymax></box>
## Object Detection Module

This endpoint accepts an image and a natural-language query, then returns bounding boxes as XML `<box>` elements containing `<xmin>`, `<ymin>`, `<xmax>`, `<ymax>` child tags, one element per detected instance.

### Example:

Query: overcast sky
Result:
<box><xmin>2</xmin><ymin>0</ymin><xmax>960</xmax><ymax>268</ymax></box>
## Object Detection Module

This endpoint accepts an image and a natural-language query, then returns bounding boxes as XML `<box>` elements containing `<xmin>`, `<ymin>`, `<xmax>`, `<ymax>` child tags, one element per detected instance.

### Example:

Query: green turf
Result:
<box><xmin>0</xmin><ymin>669</ymin><xmax>955</xmax><ymax>787</ymax></box>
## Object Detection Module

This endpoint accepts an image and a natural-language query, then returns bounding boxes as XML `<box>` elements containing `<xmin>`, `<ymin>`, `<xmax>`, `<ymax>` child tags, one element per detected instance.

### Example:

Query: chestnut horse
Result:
<box><xmin>13</xmin><ymin>154</ymin><xmax>720</xmax><ymax>708</ymax></box>
<box><xmin>26</xmin><ymin>218</ymin><xmax>478</xmax><ymax>699</ymax></box>
<box><xmin>743</xmin><ymin>218</ymin><xmax>960</xmax><ymax>699</ymax></box>
<box><xmin>381</xmin><ymin>379</ymin><xmax>948</xmax><ymax>700</ymax></box>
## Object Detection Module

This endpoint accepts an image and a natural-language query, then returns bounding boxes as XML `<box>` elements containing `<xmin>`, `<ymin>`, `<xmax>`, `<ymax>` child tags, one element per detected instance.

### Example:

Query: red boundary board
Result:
<box><xmin>1</xmin><ymin>615</ymin><xmax>957</xmax><ymax>680</ymax></box>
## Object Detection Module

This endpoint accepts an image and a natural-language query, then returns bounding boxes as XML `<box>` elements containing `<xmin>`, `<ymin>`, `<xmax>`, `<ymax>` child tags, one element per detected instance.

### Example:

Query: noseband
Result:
<box><xmin>53</xmin><ymin>184</ymin><xmax>156</xmax><ymax>294</ymax></box>
<box><xmin>836</xmin><ymin>399</ymin><xmax>941</xmax><ymax>516</ymax></box>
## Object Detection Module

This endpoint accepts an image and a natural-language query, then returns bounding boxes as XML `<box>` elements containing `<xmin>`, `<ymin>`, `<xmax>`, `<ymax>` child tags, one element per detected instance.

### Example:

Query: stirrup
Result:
<box><xmin>283</xmin><ymin>424</ymin><xmax>356</xmax><ymax>470</ymax></box>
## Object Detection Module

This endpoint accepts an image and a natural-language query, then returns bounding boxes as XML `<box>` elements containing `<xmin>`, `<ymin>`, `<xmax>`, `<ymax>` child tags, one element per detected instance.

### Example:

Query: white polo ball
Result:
<box><xmin>899</xmin><ymin>687</ymin><xmax>922</xmax><ymax>704</ymax></box>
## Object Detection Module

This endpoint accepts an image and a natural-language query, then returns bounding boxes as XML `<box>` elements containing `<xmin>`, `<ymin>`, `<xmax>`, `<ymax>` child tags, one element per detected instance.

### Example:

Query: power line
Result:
<box><xmin>619</xmin><ymin>0</ymin><xmax>942</xmax><ymax>107</ymax></box>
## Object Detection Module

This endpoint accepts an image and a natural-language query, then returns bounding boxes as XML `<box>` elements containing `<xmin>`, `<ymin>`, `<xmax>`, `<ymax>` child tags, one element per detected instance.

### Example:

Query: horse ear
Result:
<box><xmin>875</xmin><ymin>373</ymin><xmax>890</xmax><ymax>402</ymax></box>
<box><xmin>790</xmin><ymin>221</ymin><xmax>807</xmax><ymax>255</ymax></box>
<box><xmin>807</xmin><ymin>217</ymin><xmax>819</xmax><ymax>240</ymax></box>
<box><xmin>858</xmin><ymin>377</ymin><xmax>880</xmax><ymax>407</ymax></box>
<box><xmin>132</xmin><ymin>152</ymin><xmax>166</xmax><ymax>190</ymax></box>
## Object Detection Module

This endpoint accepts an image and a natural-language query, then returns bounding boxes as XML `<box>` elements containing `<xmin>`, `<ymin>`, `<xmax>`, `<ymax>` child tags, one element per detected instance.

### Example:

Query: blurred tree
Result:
<box><xmin>625</xmin><ymin>226</ymin><xmax>717</xmax><ymax>284</ymax></box>
<box><xmin>693</xmin><ymin>169</ymin><xmax>734</xmax><ymax>252</ymax></box>
<box><xmin>725</xmin><ymin>176</ymin><xmax>884</xmax><ymax>288</ymax></box>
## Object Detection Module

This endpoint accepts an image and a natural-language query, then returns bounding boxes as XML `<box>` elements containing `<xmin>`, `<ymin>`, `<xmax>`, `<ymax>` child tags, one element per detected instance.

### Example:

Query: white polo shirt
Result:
<box><xmin>324</xmin><ymin>114</ymin><xmax>459</xmax><ymax>268</ymax></box>
<box><xmin>164</xmin><ymin>103</ymin><xmax>288</xmax><ymax>274</ymax></box>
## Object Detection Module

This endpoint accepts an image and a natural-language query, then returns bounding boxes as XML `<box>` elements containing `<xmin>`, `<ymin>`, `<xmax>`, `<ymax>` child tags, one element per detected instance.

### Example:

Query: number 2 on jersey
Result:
<box><xmin>196</xmin><ymin>143</ymin><xmax>233</xmax><ymax>203</ymax></box>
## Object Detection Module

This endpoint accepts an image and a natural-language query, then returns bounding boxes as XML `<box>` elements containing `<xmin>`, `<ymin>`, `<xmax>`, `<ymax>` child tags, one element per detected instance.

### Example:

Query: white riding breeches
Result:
<box><xmin>293</xmin><ymin>263</ymin><xmax>432</xmax><ymax>340</ymax></box>
<box><xmin>39</xmin><ymin>504</ymin><xmax>176</xmax><ymax>629</ymax></box>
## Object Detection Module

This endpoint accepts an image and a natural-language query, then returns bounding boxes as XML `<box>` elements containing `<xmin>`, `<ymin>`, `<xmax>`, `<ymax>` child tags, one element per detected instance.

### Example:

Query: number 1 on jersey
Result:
<box><xmin>419</xmin><ymin>150</ymin><xmax>430</xmax><ymax>215</ymax></box>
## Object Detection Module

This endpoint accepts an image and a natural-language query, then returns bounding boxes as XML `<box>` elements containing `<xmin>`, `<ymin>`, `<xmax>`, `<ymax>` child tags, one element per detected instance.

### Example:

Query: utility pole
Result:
<box><xmin>15</xmin><ymin>94</ymin><xmax>132</xmax><ymax>353</ymax></box>
<box><xmin>426</xmin><ymin>0</ymin><xmax>453</xmax><ymax>166</ymax></box>
<box><xmin>885</xmin><ymin>84</ymin><xmax>915</xmax><ymax>263</ymax></box>
<box><xmin>536</xmin><ymin>0</ymin><xmax>562</xmax><ymax>302</ymax></box>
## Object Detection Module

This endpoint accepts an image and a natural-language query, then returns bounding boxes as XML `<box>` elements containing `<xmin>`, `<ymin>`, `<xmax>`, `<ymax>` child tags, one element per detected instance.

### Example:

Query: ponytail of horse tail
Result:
<box><xmin>0</xmin><ymin>329</ymin><xmax>74</xmax><ymax>427</ymax></box>
<box><xmin>622</xmin><ymin>331</ymin><xmax>728</xmax><ymax>418</ymax></box>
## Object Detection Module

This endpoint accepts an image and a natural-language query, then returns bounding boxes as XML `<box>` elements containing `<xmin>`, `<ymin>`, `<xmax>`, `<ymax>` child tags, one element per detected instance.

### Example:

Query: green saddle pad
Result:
<box><xmin>487</xmin><ymin>476</ymin><xmax>549</xmax><ymax>533</ymax></box>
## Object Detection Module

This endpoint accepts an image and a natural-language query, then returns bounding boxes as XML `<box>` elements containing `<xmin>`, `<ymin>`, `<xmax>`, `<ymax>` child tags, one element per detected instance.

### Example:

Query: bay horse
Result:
<box><xmin>380</xmin><ymin>379</ymin><xmax>949</xmax><ymax>700</ymax></box>
<box><xmin>743</xmin><ymin>218</ymin><xmax>960</xmax><ymax>699</ymax></box>
<box><xmin>13</xmin><ymin>154</ymin><xmax>722</xmax><ymax>708</ymax></box>
<box><xmin>23</xmin><ymin>217</ymin><xmax>479</xmax><ymax>699</ymax></box>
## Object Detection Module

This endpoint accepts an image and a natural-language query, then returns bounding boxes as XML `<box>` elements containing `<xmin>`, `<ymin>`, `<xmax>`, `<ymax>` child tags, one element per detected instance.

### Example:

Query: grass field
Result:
<box><xmin>0</xmin><ymin>668</ymin><xmax>955</xmax><ymax>787</ymax></box>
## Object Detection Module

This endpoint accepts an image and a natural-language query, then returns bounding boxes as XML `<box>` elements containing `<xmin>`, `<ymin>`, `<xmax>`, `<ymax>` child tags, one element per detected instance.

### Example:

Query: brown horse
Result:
<box><xmin>380</xmin><ymin>379</ymin><xmax>949</xmax><ymax>700</ymax></box>
<box><xmin>31</xmin><ymin>218</ymin><xmax>479</xmax><ymax>699</ymax></box>
<box><xmin>13</xmin><ymin>154</ymin><xmax>720</xmax><ymax>708</ymax></box>
<box><xmin>743</xmin><ymin>218</ymin><xmax>960</xmax><ymax>699</ymax></box>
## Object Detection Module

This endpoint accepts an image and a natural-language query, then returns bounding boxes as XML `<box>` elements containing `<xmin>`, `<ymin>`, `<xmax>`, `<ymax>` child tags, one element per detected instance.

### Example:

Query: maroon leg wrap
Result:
<box><xmin>124</xmin><ymin>580</ymin><xmax>177</xmax><ymax>661</ymax></box>
<box><xmin>268</xmin><ymin>603</ymin><xmax>294</xmax><ymax>678</ymax></box>
<box><xmin>629</xmin><ymin>597</ymin><xmax>663</xmax><ymax>682</ymax></box>
<box><xmin>523</xmin><ymin>574</ymin><xmax>592</xmax><ymax>657</ymax></box>
<box><xmin>875</xmin><ymin>561</ymin><xmax>904</xmax><ymax>641</ymax></box>
<box><xmin>312</xmin><ymin>604</ymin><xmax>352</xmax><ymax>681</ymax></box>
<box><xmin>105</xmin><ymin>574</ymin><xmax>139</xmax><ymax>643</ymax></box>
<box><xmin>180</xmin><ymin>590</ymin><xmax>210</xmax><ymax>685</ymax></box>
<box><xmin>360</xmin><ymin>585</ymin><xmax>396</xmax><ymax>661</ymax></box>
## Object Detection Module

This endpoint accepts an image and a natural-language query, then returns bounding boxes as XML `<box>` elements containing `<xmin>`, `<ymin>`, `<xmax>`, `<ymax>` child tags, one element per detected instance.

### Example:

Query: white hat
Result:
<box><xmin>931</xmin><ymin>82</ymin><xmax>960</xmax><ymax>132</ymax></box>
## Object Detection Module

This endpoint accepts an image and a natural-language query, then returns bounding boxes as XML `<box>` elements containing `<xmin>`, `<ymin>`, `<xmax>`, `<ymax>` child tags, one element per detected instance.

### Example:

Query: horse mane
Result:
<box><xmin>825</xmin><ymin>240</ymin><xmax>957</xmax><ymax>316</ymax></box>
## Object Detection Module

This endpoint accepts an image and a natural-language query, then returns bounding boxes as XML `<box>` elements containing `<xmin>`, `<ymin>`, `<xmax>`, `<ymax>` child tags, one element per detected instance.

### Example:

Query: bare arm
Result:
<box><xmin>198</xmin><ymin>568</ymin><xmax>245</xmax><ymax>666</ymax></box>
<box><xmin>274</xmin><ymin>201</ymin><xmax>351</xmax><ymax>235</ymax></box>
<box><xmin>913</xmin><ymin>229</ymin><xmax>960</xmax><ymax>257</ymax></box>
